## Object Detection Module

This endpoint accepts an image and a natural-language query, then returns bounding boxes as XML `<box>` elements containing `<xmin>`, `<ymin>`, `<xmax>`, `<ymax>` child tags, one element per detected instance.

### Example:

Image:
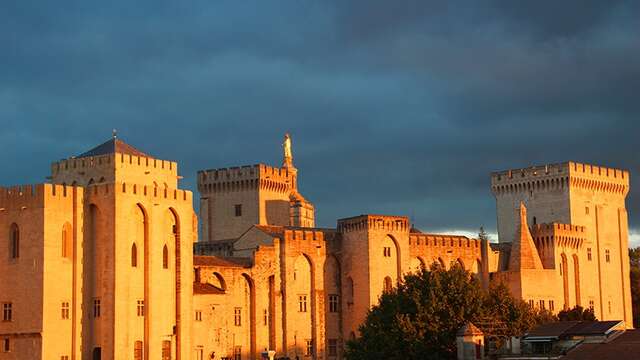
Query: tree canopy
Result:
<box><xmin>345</xmin><ymin>264</ymin><xmax>554</xmax><ymax>360</ymax></box>
<box><xmin>557</xmin><ymin>305</ymin><xmax>596</xmax><ymax>321</ymax></box>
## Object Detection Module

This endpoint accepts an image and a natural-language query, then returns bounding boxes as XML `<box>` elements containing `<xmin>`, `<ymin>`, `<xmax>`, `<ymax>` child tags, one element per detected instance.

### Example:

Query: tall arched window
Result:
<box><xmin>131</xmin><ymin>243</ymin><xmax>138</xmax><ymax>267</ymax></box>
<box><xmin>383</xmin><ymin>276</ymin><xmax>392</xmax><ymax>293</ymax></box>
<box><xmin>134</xmin><ymin>340</ymin><xmax>143</xmax><ymax>360</ymax></box>
<box><xmin>9</xmin><ymin>223</ymin><xmax>19</xmax><ymax>259</ymax></box>
<box><xmin>62</xmin><ymin>223</ymin><xmax>72</xmax><ymax>258</ymax></box>
<box><xmin>162</xmin><ymin>244</ymin><xmax>169</xmax><ymax>269</ymax></box>
<box><xmin>561</xmin><ymin>253</ymin><xmax>569</xmax><ymax>309</ymax></box>
<box><xmin>346</xmin><ymin>277</ymin><xmax>354</xmax><ymax>305</ymax></box>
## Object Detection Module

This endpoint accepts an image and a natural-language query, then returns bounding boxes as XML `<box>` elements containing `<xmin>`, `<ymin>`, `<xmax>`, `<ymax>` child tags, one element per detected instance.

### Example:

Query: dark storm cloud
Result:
<box><xmin>1</xmin><ymin>1</ymin><xmax>639</xmax><ymax>241</ymax></box>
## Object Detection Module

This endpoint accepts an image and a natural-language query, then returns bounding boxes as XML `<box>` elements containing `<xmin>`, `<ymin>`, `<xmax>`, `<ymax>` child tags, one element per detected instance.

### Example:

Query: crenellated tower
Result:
<box><xmin>491</xmin><ymin>161</ymin><xmax>632</xmax><ymax>326</ymax></box>
<box><xmin>51</xmin><ymin>136</ymin><xmax>179</xmax><ymax>189</ymax></box>
<box><xmin>0</xmin><ymin>136</ymin><xmax>195</xmax><ymax>360</ymax></box>
<box><xmin>197</xmin><ymin>134</ymin><xmax>315</xmax><ymax>242</ymax></box>
<box><xmin>337</xmin><ymin>214</ymin><xmax>410</xmax><ymax>338</ymax></box>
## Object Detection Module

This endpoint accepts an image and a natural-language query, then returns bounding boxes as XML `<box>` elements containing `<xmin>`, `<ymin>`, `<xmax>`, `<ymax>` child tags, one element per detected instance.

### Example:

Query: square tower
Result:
<box><xmin>491</xmin><ymin>162</ymin><xmax>632</xmax><ymax>326</ymax></box>
<box><xmin>198</xmin><ymin>164</ymin><xmax>299</xmax><ymax>241</ymax></box>
<box><xmin>337</xmin><ymin>215</ymin><xmax>410</xmax><ymax>338</ymax></box>
<box><xmin>197</xmin><ymin>134</ymin><xmax>314</xmax><ymax>242</ymax></box>
<box><xmin>48</xmin><ymin>137</ymin><xmax>195</xmax><ymax>360</ymax></box>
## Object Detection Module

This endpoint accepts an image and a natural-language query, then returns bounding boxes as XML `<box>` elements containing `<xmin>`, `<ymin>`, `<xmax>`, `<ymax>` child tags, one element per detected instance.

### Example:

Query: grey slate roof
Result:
<box><xmin>77</xmin><ymin>138</ymin><xmax>150</xmax><ymax>158</ymax></box>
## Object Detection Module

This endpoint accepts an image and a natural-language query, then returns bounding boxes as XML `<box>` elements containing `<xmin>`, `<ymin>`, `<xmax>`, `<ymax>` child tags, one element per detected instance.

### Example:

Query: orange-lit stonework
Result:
<box><xmin>0</xmin><ymin>135</ymin><xmax>633</xmax><ymax>360</ymax></box>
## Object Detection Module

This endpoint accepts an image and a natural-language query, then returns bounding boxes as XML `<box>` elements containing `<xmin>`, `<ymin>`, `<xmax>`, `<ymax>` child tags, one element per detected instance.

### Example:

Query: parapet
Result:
<box><xmin>284</xmin><ymin>228</ymin><xmax>330</xmax><ymax>242</ymax></box>
<box><xmin>531</xmin><ymin>222</ymin><xmax>586</xmax><ymax>250</ymax></box>
<box><xmin>52</xmin><ymin>153</ymin><xmax>177</xmax><ymax>176</ymax></box>
<box><xmin>51</xmin><ymin>152</ymin><xmax>179</xmax><ymax>188</ymax></box>
<box><xmin>82</xmin><ymin>182</ymin><xmax>192</xmax><ymax>203</ymax></box>
<box><xmin>531</xmin><ymin>223</ymin><xmax>586</xmax><ymax>235</ymax></box>
<box><xmin>491</xmin><ymin>161</ymin><xmax>629</xmax><ymax>196</ymax></box>
<box><xmin>0</xmin><ymin>183</ymin><xmax>82</xmax><ymax>209</ymax></box>
<box><xmin>198</xmin><ymin>163</ymin><xmax>296</xmax><ymax>194</ymax></box>
<box><xmin>409</xmin><ymin>233</ymin><xmax>481</xmax><ymax>249</ymax></box>
<box><xmin>337</xmin><ymin>214</ymin><xmax>410</xmax><ymax>233</ymax></box>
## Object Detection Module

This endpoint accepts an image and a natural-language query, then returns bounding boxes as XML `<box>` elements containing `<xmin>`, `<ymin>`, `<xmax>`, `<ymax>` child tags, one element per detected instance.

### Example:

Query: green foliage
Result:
<box><xmin>629</xmin><ymin>247</ymin><xmax>640</xmax><ymax>328</ymax></box>
<box><xmin>345</xmin><ymin>265</ymin><xmax>554</xmax><ymax>360</ymax></box>
<box><xmin>557</xmin><ymin>305</ymin><xmax>596</xmax><ymax>321</ymax></box>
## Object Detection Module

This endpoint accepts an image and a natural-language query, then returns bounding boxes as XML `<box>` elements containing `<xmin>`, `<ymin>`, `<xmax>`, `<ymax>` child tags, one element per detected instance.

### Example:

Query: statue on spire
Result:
<box><xmin>283</xmin><ymin>133</ymin><xmax>293</xmax><ymax>167</ymax></box>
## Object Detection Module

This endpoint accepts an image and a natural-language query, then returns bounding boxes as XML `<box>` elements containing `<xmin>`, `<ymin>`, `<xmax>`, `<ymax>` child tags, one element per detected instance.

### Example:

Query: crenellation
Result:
<box><xmin>82</xmin><ymin>182</ymin><xmax>191</xmax><ymax>203</ymax></box>
<box><xmin>337</xmin><ymin>214</ymin><xmax>409</xmax><ymax>233</ymax></box>
<box><xmin>408</xmin><ymin>234</ymin><xmax>480</xmax><ymax>251</ymax></box>
<box><xmin>5</xmin><ymin>133</ymin><xmax>637</xmax><ymax>360</ymax></box>
<box><xmin>51</xmin><ymin>153</ymin><xmax>115</xmax><ymax>175</ymax></box>
<box><xmin>0</xmin><ymin>184</ymin><xmax>45</xmax><ymax>209</ymax></box>
<box><xmin>491</xmin><ymin>161</ymin><xmax>629</xmax><ymax>196</ymax></box>
<box><xmin>198</xmin><ymin>163</ymin><xmax>297</xmax><ymax>195</ymax></box>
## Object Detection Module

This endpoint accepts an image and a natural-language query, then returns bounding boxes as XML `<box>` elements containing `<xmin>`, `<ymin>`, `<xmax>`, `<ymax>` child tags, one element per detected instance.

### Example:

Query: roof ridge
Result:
<box><xmin>76</xmin><ymin>137</ymin><xmax>150</xmax><ymax>159</ymax></box>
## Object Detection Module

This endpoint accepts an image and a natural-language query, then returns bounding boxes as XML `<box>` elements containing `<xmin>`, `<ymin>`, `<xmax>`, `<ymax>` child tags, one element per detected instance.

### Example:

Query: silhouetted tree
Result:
<box><xmin>557</xmin><ymin>305</ymin><xmax>596</xmax><ymax>321</ymax></box>
<box><xmin>345</xmin><ymin>264</ymin><xmax>554</xmax><ymax>360</ymax></box>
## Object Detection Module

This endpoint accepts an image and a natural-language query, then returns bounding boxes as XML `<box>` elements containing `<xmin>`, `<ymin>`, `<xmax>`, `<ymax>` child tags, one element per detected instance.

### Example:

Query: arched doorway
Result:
<box><xmin>92</xmin><ymin>347</ymin><xmax>101</xmax><ymax>360</ymax></box>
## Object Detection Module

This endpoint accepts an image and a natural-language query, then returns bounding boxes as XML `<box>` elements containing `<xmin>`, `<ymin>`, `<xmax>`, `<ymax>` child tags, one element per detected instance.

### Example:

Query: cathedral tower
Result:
<box><xmin>198</xmin><ymin>134</ymin><xmax>314</xmax><ymax>242</ymax></box>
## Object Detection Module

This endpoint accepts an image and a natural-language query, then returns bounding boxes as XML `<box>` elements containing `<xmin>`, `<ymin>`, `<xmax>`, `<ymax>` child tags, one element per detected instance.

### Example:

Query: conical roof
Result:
<box><xmin>457</xmin><ymin>322</ymin><xmax>483</xmax><ymax>336</ymax></box>
<box><xmin>508</xmin><ymin>203</ymin><xmax>543</xmax><ymax>271</ymax></box>
<box><xmin>77</xmin><ymin>138</ymin><xmax>150</xmax><ymax>158</ymax></box>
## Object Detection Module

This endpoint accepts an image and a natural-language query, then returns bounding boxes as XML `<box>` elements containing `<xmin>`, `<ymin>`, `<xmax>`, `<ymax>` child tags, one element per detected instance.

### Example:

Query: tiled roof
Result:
<box><xmin>77</xmin><ymin>138</ymin><xmax>150</xmax><ymax>158</ymax></box>
<box><xmin>193</xmin><ymin>282</ymin><xmax>225</xmax><ymax>295</ymax></box>
<box><xmin>567</xmin><ymin>321</ymin><xmax>623</xmax><ymax>336</ymax></box>
<box><xmin>254</xmin><ymin>225</ymin><xmax>286</xmax><ymax>238</ymax></box>
<box><xmin>193</xmin><ymin>255</ymin><xmax>252</xmax><ymax>268</ymax></box>
<box><xmin>526</xmin><ymin>321</ymin><xmax>582</xmax><ymax>338</ymax></box>
<box><xmin>457</xmin><ymin>322</ymin><xmax>483</xmax><ymax>336</ymax></box>
<box><xmin>525</xmin><ymin>320</ymin><xmax>624</xmax><ymax>339</ymax></box>
<box><xmin>562</xmin><ymin>329</ymin><xmax>640</xmax><ymax>360</ymax></box>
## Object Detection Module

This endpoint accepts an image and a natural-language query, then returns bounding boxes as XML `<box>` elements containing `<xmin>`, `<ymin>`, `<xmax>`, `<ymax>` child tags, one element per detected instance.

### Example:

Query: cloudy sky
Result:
<box><xmin>1</xmin><ymin>1</ymin><xmax>639</xmax><ymax>243</ymax></box>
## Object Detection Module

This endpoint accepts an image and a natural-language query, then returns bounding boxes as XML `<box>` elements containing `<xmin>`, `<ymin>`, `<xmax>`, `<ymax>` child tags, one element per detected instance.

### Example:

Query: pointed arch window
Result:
<box><xmin>383</xmin><ymin>276</ymin><xmax>393</xmax><ymax>293</ymax></box>
<box><xmin>9</xmin><ymin>224</ymin><xmax>19</xmax><ymax>259</ymax></box>
<box><xmin>162</xmin><ymin>244</ymin><xmax>169</xmax><ymax>269</ymax></box>
<box><xmin>62</xmin><ymin>224</ymin><xmax>72</xmax><ymax>259</ymax></box>
<box><xmin>131</xmin><ymin>243</ymin><xmax>138</xmax><ymax>267</ymax></box>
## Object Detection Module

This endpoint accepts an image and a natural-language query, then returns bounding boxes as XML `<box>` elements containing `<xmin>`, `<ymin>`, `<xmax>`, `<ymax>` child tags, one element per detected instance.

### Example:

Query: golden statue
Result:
<box><xmin>283</xmin><ymin>133</ymin><xmax>292</xmax><ymax>160</ymax></box>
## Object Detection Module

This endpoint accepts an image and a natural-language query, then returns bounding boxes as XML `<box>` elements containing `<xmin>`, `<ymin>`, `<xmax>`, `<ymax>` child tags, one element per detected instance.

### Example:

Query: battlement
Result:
<box><xmin>531</xmin><ymin>222</ymin><xmax>585</xmax><ymax>251</ymax></box>
<box><xmin>337</xmin><ymin>214</ymin><xmax>410</xmax><ymax>233</ymax></box>
<box><xmin>52</xmin><ymin>153</ymin><xmax>177</xmax><ymax>175</ymax></box>
<box><xmin>198</xmin><ymin>163</ymin><xmax>295</xmax><ymax>194</ymax></box>
<box><xmin>282</xmin><ymin>228</ymin><xmax>338</xmax><ymax>242</ymax></box>
<box><xmin>0</xmin><ymin>183</ymin><xmax>82</xmax><ymax>209</ymax></box>
<box><xmin>409</xmin><ymin>233</ymin><xmax>480</xmax><ymax>249</ymax></box>
<box><xmin>491</xmin><ymin>161</ymin><xmax>629</xmax><ymax>196</ymax></box>
<box><xmin>531</xmin><ymin>223</ymin><xmax>586</xmax><ymax>235</ymax></box>
<box><xmin>83</xmin><ymin>182</ymin><xmax>192</xmax><ymax>203</ymax></box>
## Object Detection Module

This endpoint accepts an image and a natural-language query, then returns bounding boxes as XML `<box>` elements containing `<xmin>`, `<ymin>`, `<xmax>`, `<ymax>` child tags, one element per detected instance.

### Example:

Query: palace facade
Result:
<box><xmin>0</xmin><ymin>135</ymin><xmax>633</xmax><ymax>360</ymax></box>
